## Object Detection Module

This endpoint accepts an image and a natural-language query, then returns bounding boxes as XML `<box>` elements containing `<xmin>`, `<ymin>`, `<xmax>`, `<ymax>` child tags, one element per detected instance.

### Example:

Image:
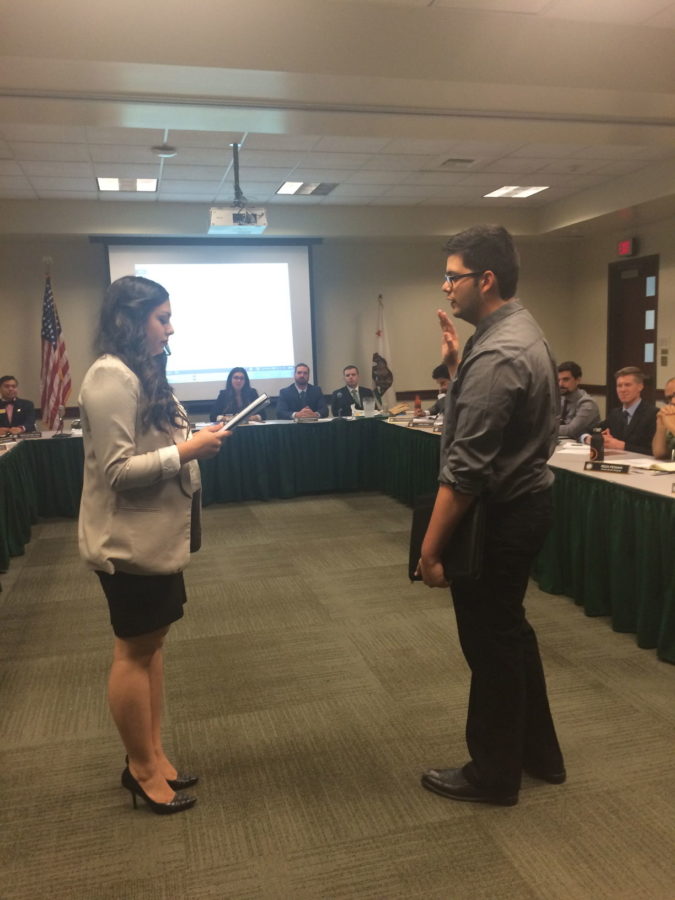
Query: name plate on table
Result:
<box><xmin>584</xmin><ymin>461</ymin><xmax>630</xmax><ymax>475</ymax></box>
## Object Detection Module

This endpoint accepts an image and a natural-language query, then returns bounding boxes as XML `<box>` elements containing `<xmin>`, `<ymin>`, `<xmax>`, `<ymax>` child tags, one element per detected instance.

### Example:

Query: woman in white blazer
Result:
<box><xmin>79</xmin><ymin>275</ymin><xmax>229</xmax><ymax>815</ymax></box>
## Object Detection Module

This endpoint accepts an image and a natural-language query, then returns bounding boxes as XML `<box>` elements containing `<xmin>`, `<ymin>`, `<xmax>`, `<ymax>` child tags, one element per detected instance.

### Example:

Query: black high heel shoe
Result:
<box><xmin>121</xmin><ymin>766</ymin><xmax>197</xmax><ymax>815</ymax></box>
<box><xmin>124</xmin><ymin>755</ymin><xmax>199</xmax><ymax>790</ymax></box>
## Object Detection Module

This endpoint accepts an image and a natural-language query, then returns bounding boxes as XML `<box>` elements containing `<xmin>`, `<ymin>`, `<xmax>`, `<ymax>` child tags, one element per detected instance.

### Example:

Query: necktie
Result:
<box><xmin>299</xmin><ymin>391</ymin><xmax>306</xmax><ymax>406</ymax></box>
<box><xmin>561</xmin><ymin>399</ymin><xmax>568</xmax><ymax>423</ymax></box>
<box><xmin>623</xmin><ymin>409</ymin><xmax>630</xmax><ymax>429</ymax></box>
<box><xmin>351</xmin><ymin>389</ymin><xmax>359</xmax><ymax>406</ymax></box>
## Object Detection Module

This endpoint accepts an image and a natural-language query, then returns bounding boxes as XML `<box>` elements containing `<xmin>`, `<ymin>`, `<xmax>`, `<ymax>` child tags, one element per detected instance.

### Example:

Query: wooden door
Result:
<box><xmin>606</xmin><ymin>255</ymin><xmax>659</xmax><ymax>402</ymax></box>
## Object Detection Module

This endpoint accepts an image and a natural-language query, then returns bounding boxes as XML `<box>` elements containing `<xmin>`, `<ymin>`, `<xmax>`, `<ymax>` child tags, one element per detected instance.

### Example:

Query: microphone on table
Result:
<box><xmin>52</xmin><ymin>405</ymin><xmax>70</xmax><ymax>438</ymax></box>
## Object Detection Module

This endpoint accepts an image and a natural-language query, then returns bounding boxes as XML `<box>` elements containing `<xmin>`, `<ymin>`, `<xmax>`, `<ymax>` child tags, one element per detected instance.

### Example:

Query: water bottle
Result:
<box><xmin>589</xmin><ymin>427</ymin><xmax>604</xmax><ymax>462</ymax></box>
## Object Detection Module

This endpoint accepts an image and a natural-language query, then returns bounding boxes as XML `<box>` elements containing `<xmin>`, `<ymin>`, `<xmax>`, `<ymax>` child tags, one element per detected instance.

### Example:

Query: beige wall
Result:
<box><xmin>0</xmin><ymin>235</ymin><xmax>575</xmax><ymax>409</ymax></box>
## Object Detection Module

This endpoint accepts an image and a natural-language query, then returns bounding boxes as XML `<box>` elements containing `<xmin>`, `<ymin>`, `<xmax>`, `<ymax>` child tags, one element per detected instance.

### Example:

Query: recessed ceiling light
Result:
<box><xmin>483</xmin><ymin>185</ymin><xmax>549</xmax><ymax>198</ymax></box>
<box><xmin>97</xmin><ymin>177</ymin><xmax>158</xmax><ymax>192</ymax></box>
<box><xmin>276</xmin><ymin>181</ymin><xmax>337</xmax><ymax>196</ymax></box>
<box><xmin>277</xmin><ymin>181</ymin><xmax>304</xmax><ymax>195</ymax></box>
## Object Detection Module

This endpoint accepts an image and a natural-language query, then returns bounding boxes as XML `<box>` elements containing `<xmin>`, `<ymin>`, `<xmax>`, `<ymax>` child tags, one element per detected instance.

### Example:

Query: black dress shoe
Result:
<box><xmin>121</xmin><ymin>767</ymin><xmax>197</xmax><ymax>815</ymax></box>
<box><xmin>167</xmin><ymin>772</ymin><xmax>199</xmax><ymax>790</ymax></box>
<box><xmin>421</xmin><ymin>767</ymin><xmax>518</xmax><ymax>806</ymax></box>
<box><xmin>125</xmin><ymin>755</ymin><xmax>199</xmax><ymax>790</ymax></box>
<box><xmin>524</xmin><ymin>766</ymin><xmax>566</xmax><ymax>785</ymax></box>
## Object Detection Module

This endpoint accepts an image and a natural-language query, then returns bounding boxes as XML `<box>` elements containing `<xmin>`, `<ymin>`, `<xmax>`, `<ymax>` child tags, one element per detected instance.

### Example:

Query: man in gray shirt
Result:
<box><xmin>558</xmin><ymin>360</ymin><xmax>600</xmax><ymax>439</ymax></box>
<box><xmin>418</xmin><ymin>224</ymin><xmax>564</xmax><ymax>807</ymax></box>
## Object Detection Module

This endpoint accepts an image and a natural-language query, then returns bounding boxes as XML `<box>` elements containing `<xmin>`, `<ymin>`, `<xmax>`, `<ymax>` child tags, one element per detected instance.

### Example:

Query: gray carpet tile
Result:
<box><xmin>2</xmin><ymin>493</ymin><xmax>675</xmax><ymax>900</ymax></box>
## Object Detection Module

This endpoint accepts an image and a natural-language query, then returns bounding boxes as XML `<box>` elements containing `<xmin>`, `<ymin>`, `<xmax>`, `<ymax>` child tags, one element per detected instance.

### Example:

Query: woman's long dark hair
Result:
<box><xmin>97</xmin><ymin>275</ymin><xmax>187</xmax><ymax>433</ymax></box>
<box><xmin>225</xmin><ymin>367</ymin><xmax>251</xmax><ymax>394</ymax></box>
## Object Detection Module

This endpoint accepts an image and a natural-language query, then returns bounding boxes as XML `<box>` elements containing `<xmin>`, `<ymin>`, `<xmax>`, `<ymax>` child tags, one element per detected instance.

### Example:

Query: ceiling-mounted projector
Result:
<box><xmin>208</xmin><ymin>141</ymin><xmax>268</xmax><ymax>235</ymax></box>
<box><xmin>209</xmin><ymin>206</ymin><xmax>268</xmax><ymax>235</ymax></box>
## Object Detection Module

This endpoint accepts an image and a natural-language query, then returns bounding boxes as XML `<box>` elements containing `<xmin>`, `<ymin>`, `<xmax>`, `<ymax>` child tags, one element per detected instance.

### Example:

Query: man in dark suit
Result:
<box><xmin>276</xmin><ymin>363</ymin><xmax>328</xmax><ymax>420</ymax></box>
<box><xmin>0</xmin><ymin>375</ymin><xmax>36</xmax><ymax>435</ymax></box>
<box><xmin>330</xmin><ymin>365</ymin><xmax>374</xmax><ymax>416</ymax></box>
<box><xmin>583</xmin><ymin>366</ymin><xmax>656</xmax><ymax>455</ymax></box>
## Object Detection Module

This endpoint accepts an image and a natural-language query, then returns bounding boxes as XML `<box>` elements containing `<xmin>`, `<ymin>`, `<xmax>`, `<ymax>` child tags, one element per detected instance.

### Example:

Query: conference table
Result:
<box><xmin>1</xmin><ymin>420</ymin><xmax>674</xmax><ymax>663</ymax></box>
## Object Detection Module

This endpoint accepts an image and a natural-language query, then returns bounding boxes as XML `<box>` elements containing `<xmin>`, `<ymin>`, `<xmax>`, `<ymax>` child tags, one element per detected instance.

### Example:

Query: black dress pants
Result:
<box><xmin>450</xmin><ymin>488</ymin><xmax>563</xmax><ymax>797</ymax></box>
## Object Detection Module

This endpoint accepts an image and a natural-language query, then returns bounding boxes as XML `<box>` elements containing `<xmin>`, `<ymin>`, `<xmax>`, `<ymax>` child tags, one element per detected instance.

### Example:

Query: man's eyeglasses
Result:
<box><xmin>444</xmin><ymin>271</ymin><xmax>482</xmax><ymax>287</ymax></box>
<box><xmin>665</xmin><ymin>394</ymin><xmax>675</xmax><ymax>404</ymax></box>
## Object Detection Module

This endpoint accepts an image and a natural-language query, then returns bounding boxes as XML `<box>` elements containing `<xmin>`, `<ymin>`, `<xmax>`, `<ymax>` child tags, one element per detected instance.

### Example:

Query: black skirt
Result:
<box><xmin>96</xmin><ymin>570</ymin><xmax>187</xmax><ymax>638</ymax></box>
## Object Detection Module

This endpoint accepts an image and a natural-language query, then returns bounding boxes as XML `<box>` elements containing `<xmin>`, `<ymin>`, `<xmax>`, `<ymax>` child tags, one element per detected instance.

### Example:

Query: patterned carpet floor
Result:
<box><xmin>1</xmin><ymin>493</ymin><xmax>675</xmax><ymax>899</ymax></box>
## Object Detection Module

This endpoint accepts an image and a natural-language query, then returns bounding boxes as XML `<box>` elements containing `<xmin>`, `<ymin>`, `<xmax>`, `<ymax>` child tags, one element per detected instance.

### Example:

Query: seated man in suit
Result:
<box><xmin>276</xmin><ymin>363</ymin><xmax>328</xmax><ymax>420</ymax></box>
<box><xmin>415</xmin><ymin>364</ymin><xmax>451</xmax><ymax>417</ymax></box>
<box><xmin>330</xmin><ymin>365</ymin><xmax>374</xmax><ymax>416</ymax></box>
<box><xmin>0</xmin><ymin>374</ymin><xmax>36</xmax><ymax>435</ymax></box>
<box><xmin>582</xmin><ymin>366</ymin><xmax>656</xmax><ymax>455</ymax></box>
<box><xmin>557</xmin><ymin>360</ymin><xmax>600</xmax><ymax>440</ymax></box>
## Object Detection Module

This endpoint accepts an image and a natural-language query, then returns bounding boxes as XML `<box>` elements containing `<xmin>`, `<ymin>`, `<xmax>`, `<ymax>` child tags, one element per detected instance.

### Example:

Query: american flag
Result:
<box><xmin>40</xmin><ymin>276</ymin><xmax>72</xmax><ymax>429</ymax></box>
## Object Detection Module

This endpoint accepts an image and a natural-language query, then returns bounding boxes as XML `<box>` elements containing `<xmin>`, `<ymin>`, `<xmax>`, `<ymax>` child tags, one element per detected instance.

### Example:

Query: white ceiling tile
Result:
<box><xmin>0</xmin><ymin>160</ymin><xmax>23</xmax><ymax>176</ymax></box>
<box><xmin>168</xmin><ymin>148</ymin><xmax>234</xmax><ymax>166</ymax></box>
<box><xmin>238</xmin><ymin>149</ymin><xmax>308</xmax><ymax>168</ymax></box>
<box><xmin>567</xmin><ymin>144</ymin><xmax>660</xmax><ymax>160</ymax></box>
<box><xmin>536</xmin><ymin>159</ymin><xmax>606</xmax><ymax>175</ymax></box>
<box><xmin>456</xmin><ymin>173</ymin><xmax>520</xmax><ymax>187</ymax></box>
<box><xmin>297</xmin><ymin>151</ymin><xmax>371</xmax><ymax>169</ymax></box>
<box><xmin>541</xmin><ymin>0</ymin><xmax>672</xmax><ymax>26</ymax></box>
<box><xmin>382</xmin><ymin>185</ymin><xmax>436</xmax><ymax>198</ymax></box>
<box><xmin>592</xmin><ymin>159</ymin><xmax>650</xmax><ymax>176</ymax></box>
<box><xmin>242</xmin><ymin>134</ymin><xmax>321</xmax><ymax>152</ymax></box>
<box><xmin>11</xmin><ymin>142</ymin><xmax>92</xmax><ymax>162</ymax></box>
<box><xmin>89</xmin><ymin>145</ymin><xmax>158</xmax><ymax>164</ymax></box>
<box><xmin>444</xmin><ymin>141</ymin><xmax>522</xmax><ymax>158</ymax></box>
<box><xmin>1</xmin><ymin>124</ymin><xmax>88</xmax><ymax>143</ymax></box>
<box><xmin>368</xmin><ymin>197</ymin><xmax>424</xmax><ymax>206</ymax></box>
<box><xmin>345</xmin><ymin>171</ymin><xmax>403</xmax><ymax>185</ymax></box>
<box><xmin>328</xmin><ymin>183</ymin><xmax>389</xmax><ymax>197</ymax></box>
<box><xmin>0</xmin><ymin>175</ymin><xmax>32</xmax><ymax>190</ymax></box>
<box><xmin>290</xmin><ymin>169</ymin><xmax>356</xmax><ymax>183</ymax></box>
<box><xmin>20</xmin><ymin>161</ymin><xmax>95</xmax><ymax>178</ymax></box>
<box><xmin>362</xmin><ymin>154</ymin><xmax>436</xmax><ymax>171</ymax></box>
<box><xmin>238</xmin><ymin>167</ymin><xmax>296</xmax><ymax>181</ymax></box>
<box><xmin>509</xmin><ymin>143</ymin><xmax>587</xmax><ymax>158</ymax></box>
<box><xmin>35</xmin><ymin>190</ymin><xmax>99</xmax><ymax>200</ymax></box>
<box><xmin>0</xmin><ymin>189</ymin><xmax>36</xmax><ymax>199</ymax></box>
<box><xmin>313</xmin><ymin>136</ymin><xmax>391</xmax><ymax>153</ymax></box>
<box><xmin>169</xmin><ymin>131</ymin><xmax>243</xmax><ymax>148</ymax></box>
<box><xmin>267</xmin><ymin>194</ymin><xmax>325</xmax><ymax>204</ymax></box>
<box><xmin>161</xmin><ymin>164</ymin><xmax>229</xmax><ymax>180</ymax></box>
<box><xmin>381</xmin><ymin>138</ymin><xmax>462</xmax><ymax>155</ymax></box>
<box><xmin>29</xmin><ymin>176</ymin><xmax>96</xmax><ymax>191</ymax></box>
<box><xmin>85</xmin><ymin>127</ymin><xmax>164</xmax><ymax>145</ymax></box>
<box><xmin>481</xmin><ymin>157</ymin><xmax>552</xmax><ymax>174</ymax></box>
<box><xmin>157</xmin><ymin>181</ymin><xmax>219</xmax><ymax>194</ymax></box>
<box><xmin>93</xmin><ymin>163</ymin><xmax>160</xmax><ymax>178</ymax></box>
<box><xmin>401</xmin><ymin>171</ymin><xmax>468</xmax><ymax>185</ymax></box>
<box><xmin>98</xmin><ymin>193</ymin><xmax>158</xmax><ymax>201</ymax></box>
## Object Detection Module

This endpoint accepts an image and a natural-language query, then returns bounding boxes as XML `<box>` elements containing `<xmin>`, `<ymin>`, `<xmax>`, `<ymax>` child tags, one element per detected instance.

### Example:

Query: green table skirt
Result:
<box><xmin>533</xmin><ymin>467</ymin><xmax>675</xmax><ymax>663</ymax></box>
<box><xmin>2</xmin><ymin>424</ymin><xmax>675</xmax><ymax>664</ymax></box>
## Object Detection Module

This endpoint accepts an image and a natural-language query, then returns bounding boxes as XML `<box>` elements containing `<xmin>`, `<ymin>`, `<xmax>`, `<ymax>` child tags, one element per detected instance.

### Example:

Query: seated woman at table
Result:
<box><xmin>210</xmin><ymin>367</ymin><xmax>265</xmax><ymax>423</ymax></box>
<box><xmin>652</xmin><ymin>377</ymin><xmax>675</xmax><ymax>459</ymax></box>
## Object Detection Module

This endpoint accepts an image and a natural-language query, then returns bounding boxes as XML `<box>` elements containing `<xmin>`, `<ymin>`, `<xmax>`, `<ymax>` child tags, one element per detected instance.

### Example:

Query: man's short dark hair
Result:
<box><xmin>343</xmin><ymin>365</ymin><xmax>359</xmax><ymax>374</ymax></box>
<box><xmin>444</xmin><ymin>224</ymin><xmax>519</xmax><ymax>300</ymax></box>
<box><xmin>557</xmin><ymin>361</ymin><xmax>582</xmax><ymax>380</ymax></box>
<box><xmin>614</xmin><ymin>366</ymin><xmax>644</xmax><ymax>383</ymax></box>
<box><xmin>295</xmin><ymin>363</ymin><xmax>310</xmax><ymax>373</ymax></box>
<box><xmin>0</xmin><ymin>375</ymin><xmax>17</xmax><ymax>386</ymax></box>
<box><xmin>432</xmin><ymin>364</ymin><xmax>450</xmax><ymax>380</ymax></box>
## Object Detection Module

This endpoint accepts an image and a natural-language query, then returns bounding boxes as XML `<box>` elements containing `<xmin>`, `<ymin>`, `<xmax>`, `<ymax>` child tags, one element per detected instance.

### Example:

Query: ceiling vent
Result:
<box><xmin>440</xmin><ymin>158</ymin><xmax>477</xmax><ymax>170</ymax></box>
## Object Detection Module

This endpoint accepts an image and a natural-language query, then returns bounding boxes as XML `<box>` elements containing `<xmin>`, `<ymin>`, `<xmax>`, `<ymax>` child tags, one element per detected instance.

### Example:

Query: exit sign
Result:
<box><xmin>617</xmin><ymin>238</ymin><xmax>636</xmax><ymax>257</ymax></box>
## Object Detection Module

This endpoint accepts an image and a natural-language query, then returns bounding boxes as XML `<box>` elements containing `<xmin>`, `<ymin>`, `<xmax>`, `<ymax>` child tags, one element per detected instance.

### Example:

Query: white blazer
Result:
<box><xmin>78</xmin><ymin>355</ymin><xmax>201</xmax><ymax>575</ymax></box>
